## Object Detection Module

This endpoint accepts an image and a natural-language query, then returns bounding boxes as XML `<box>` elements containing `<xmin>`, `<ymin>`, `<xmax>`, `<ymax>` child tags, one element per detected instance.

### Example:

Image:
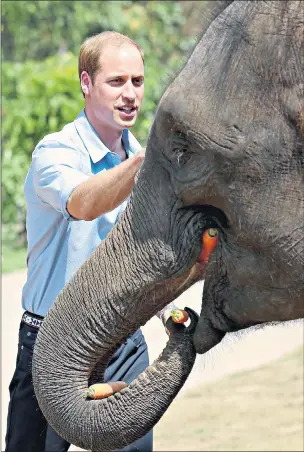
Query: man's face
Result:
<box><xmin>86</xmin><ymin>43</ymin><xmax>144</xmax><ymax>130</ymax></box>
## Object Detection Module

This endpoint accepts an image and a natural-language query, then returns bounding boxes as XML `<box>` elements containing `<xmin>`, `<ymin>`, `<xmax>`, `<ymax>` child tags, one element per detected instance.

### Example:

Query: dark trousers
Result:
<box><xmin>5</xmin><ymin>315</ymin><xmax>153</xmax><ymax>452</ymax></box>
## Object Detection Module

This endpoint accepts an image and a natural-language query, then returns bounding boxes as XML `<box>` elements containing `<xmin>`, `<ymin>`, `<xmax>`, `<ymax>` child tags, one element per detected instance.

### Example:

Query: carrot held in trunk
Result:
<box><xmin>87</xmin><ymin>381</ymin><xmax>128</xmax><ymax>399</ymax></box>
<box><xmin>171</xmin><ymin>309</ymin><xmax>189</xmax><ymax>324</ymax></box>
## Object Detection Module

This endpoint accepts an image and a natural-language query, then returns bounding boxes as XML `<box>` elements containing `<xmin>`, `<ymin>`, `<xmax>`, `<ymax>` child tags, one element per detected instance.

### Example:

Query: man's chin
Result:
<box><xmin>113</xmin><ymin>112</ymin><xmax>137</xmax><ymax>129</ymax></box>
<box><xmin>115</xmin><ymin>119</ymin><xmax>136</xmax><ymax>129</ymax></box>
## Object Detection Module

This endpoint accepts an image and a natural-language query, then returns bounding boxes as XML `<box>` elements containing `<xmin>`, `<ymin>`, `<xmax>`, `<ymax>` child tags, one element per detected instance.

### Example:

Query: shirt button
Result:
<box><xmin>21</xmin><ymin>345</ymin><xmax>24</xmax><ymax>350</ymax></box>
<box><xmin>27</xmin><ymin>332</ymin><xmax>31</xmax><ymax>336</ymax></box>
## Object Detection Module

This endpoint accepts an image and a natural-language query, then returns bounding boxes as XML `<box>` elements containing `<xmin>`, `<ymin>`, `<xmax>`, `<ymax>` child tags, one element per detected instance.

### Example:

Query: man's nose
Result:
<box><xmin>122</xmin><ymin>81</ymin><xmax>136</xmax><ymax>102</ymax></box>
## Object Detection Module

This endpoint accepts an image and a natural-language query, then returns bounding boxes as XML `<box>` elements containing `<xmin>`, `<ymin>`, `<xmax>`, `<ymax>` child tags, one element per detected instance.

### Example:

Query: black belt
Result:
<box><xmin>22</xmin><ymin>311</ymin><xmax>44</xmax><ymax>329</ymax></box>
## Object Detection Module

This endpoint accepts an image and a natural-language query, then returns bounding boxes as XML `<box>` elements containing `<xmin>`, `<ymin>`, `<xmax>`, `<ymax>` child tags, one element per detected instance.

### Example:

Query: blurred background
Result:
<box><xmin>2</xmin><ymin>0</ymin><xmax>206</xmax><ymax>272</ymax></box>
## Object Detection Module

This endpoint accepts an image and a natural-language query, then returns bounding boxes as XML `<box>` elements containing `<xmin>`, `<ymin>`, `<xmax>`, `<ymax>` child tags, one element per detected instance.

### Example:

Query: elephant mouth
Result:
<box><xmin>181</xmin><ymin>203</ymin><xmax>227</xmax><ymax>259</ymax></box>
<box><xmin>174</xmin><ymin>227</ymin><xmax>220</xmax><ymax>297</ymax></box>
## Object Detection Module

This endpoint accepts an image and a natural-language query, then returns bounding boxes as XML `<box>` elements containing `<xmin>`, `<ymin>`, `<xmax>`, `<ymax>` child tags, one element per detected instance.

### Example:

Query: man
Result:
<box><xmin>5</xmin><ymin>31</ymin><xmax>178</xmax><ymax>452</ymax></box>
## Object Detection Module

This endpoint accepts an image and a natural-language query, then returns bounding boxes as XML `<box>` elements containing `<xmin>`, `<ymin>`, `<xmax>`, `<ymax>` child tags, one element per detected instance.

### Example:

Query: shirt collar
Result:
<box><xmin>74</xmin><ymin>109</ymin><xmax>142</xmax><ymax>163</ymax></box>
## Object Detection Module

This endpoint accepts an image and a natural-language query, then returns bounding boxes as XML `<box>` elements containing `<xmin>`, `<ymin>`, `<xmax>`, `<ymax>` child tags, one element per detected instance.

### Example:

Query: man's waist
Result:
<box><xmin>21</xmin><ymin>311</ymin><xmax>143</xmax><ymax>342</ymax></box>
<box><xmin>22</xmin><ymin>311</ymin><xmax>44</xmax><ymax>329</ymax></box>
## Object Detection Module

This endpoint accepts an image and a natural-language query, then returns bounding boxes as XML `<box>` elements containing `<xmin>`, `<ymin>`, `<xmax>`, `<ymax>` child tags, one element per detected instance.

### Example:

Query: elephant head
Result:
<box><xmin>32</xmin><ymin>1</ymin><xmax>304</xmax><ymax>450</ymax></box>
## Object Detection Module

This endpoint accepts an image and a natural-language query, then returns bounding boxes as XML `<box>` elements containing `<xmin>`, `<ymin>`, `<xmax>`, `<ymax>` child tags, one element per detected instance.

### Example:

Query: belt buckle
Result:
<box><xmin>22</xmin><ymin>312</ymin><xmax>43</xmax><ymax>329</ymax></box>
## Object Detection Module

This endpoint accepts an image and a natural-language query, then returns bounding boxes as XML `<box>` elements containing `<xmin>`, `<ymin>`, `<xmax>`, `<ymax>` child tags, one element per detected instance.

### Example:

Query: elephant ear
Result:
<box><xmin>297</xmin><ymin>101</ymin><xmax>304</xmax><ymax>137</ymax></box>
<box><xmin>298</xmin><ymin>108</ymin><xmax>304</xmax><ymax>136</ymax></box>
<box><xmin>200</xmin><ymin>1</ymin><xmax>235</xmax><ymax>38</ymax></box>
<box><xmin>281</xmin><ymin>84</ymin><xmax>304</xmax><ymax>137</ymax></box>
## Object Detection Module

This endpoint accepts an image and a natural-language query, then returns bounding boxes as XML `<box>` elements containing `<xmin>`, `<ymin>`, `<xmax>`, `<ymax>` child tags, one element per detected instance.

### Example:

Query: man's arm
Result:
<box><xmin>67</xmin><ymin>151</ymin><xmax>144</xmax><ymax>221</ymax></box>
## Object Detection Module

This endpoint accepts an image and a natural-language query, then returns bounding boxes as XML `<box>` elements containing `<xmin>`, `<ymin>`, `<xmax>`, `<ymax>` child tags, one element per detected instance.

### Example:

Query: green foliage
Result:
<box><xmin>2</xmin><ymin>1</ymin><xmax>195</xmax><ymax>64</ymax></box>
<box><xmin>2</xmin><ymin>53</ymin><xmax>82</xmax><ymax>225</ymax></box>
<box><xmin>2</xmin><ymin>0</ymin><xmax>197</xmax><ymax>240</ymax></box>
<box><xmin>2</xmin><ymin>1</ymin><xmax>132</xmax><ymax>61</ymax></box>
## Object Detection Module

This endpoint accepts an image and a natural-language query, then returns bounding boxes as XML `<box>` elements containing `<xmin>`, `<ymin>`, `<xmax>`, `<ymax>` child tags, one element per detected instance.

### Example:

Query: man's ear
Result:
<box><xmin>80</xmin><ymin>71</ymin><xmax>91</xmax><ymax>96</ymax></box>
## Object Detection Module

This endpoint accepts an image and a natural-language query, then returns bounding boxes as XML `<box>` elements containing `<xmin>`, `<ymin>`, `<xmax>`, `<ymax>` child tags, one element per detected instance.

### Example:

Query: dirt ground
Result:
<box><xmin>2</xmin><ymin>270</ymin><xmax>304</xmax><ymax>451</ymax></box>
<box><xmin>154</xmin><ymin>346</ymin><xmax>304</xmax><ymax>451</ymax></box>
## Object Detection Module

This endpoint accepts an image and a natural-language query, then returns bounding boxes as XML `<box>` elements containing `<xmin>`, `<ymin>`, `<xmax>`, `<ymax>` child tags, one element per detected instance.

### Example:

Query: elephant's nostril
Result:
<box><xmin>165</xmin><ymin>307</ymin><xmax>199</xmax><ymax>336</ymax></box>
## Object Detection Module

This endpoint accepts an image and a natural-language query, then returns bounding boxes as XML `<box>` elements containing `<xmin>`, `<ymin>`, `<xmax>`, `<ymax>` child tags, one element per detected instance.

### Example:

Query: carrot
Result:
<box><xmin>171</xmin><ymin>309</ymin><xmax>189</xmax><ymax>324</ymax></box>
<box><xmin>199</xmin><ymin>228</ymin><xmax>218</xmax><ymax>264</ymax></box>
<box><xmin>87</xmin><ymin>381</ymin><xmax>128</xmax><ymax>399</ymax></box>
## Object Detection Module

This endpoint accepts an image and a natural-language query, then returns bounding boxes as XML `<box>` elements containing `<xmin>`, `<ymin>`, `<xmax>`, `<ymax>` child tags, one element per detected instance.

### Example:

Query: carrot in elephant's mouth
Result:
<box><xmin>87</xmin><ymin>381</ymin><xmax>128</xmax><ymax>399</ymax></box>
<box><xmin>199</xmin><ymin>228</ymin><xmax>218</xmax><ymax>264</ymax></box>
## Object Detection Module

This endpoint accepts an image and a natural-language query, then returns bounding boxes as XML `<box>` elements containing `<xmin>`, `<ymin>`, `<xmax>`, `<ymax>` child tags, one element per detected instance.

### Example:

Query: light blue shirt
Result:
<box><xmin>22</xmin><ymin>109</ymin><xmax>142</xmax><ymax>317</ymax></box>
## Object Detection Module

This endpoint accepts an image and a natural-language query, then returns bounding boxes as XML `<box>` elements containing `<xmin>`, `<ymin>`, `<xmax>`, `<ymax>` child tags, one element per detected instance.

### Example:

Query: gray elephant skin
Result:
<box><xmin>32</xmin><ymin>1</ymin><xmax>304</xmax><ymax>451</ymax></box>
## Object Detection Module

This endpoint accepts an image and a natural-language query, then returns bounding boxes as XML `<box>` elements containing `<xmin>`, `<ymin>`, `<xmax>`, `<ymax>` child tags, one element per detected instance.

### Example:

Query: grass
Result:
<box><xmin>154</xmin><ymin>346</ymin><xmax>304</xmax><ymax>451</ymax></box>
<box><xmin>2</xmin><ymin>224</ymin><xmax>27</xmax><ymax>273</ymax></box>
<box><xmin>2</xmin><ymin>242</ymin><xmax>27</xmax><ymax>273</ymax></box>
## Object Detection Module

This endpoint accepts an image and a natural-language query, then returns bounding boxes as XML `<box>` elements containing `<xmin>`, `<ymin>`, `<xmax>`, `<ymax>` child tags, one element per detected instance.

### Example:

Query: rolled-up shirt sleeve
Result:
<box><xmin>32</xmin><ymin>141</ymin><xmax>90</xmax><ymax>221</ymax></box>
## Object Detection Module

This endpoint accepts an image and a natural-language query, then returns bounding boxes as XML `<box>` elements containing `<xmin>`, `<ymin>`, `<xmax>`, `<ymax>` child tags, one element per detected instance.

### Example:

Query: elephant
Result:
<box><xmin>32</xmin><ymin>1</ymin><xmax>304</xmax><ymax>451</ymax></box>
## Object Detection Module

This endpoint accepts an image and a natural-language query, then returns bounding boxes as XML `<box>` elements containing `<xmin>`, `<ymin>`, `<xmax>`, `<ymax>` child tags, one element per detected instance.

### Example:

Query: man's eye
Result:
<box><xmin>133</xmin><ymin>78</ymin><xmax>144</xmax><ymax>86</ymax></box>
<box><xmin>109</xmin><ymin>78</ymin><xmax>122</xmax><ymax>84</ymax></box>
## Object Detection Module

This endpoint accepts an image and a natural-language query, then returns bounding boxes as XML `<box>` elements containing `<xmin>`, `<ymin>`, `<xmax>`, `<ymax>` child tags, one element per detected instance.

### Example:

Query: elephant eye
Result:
<box><xmin>173</xmin><ymin>147</ymin><xmax>191</xmax><ymax>166</ymax></box>
<box><xmin>171</xmin><ymin>131</ymin><xmax>192</xmax><ymax>166</ymax></box>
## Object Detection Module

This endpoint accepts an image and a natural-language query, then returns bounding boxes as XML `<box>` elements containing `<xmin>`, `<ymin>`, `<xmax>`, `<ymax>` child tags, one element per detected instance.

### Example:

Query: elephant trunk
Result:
<box><xmin>32</xmin><ymin>209</ymin><xmax>198</xmax><ymax>451</ymax></box>
<box><xmin>33</xmin><ymin>311</ymin><xmax>197</xmax><ymax>451</ymax></box>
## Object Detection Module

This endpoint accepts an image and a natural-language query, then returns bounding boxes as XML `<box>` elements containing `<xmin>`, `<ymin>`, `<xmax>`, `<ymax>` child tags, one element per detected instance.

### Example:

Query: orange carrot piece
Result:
<box><xmin>87</xmin><ymin>381</ymin><xmax>128</xmax><ymax>399</ymax></box>
<box><xmin>171</xmin><ymin>309</ymin><xmax>189</xmax><ymax>324</ymax></box>
<box><xmin>199</xmin><ymin>228</ymin><xmax>218</xmax><ymax>264</ymax></box>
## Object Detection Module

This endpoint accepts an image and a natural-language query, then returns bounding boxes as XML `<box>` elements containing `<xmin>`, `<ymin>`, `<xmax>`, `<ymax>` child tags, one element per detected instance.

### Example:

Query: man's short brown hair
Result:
<box><xmin>78</xmin><ymin>31</ymin><xmax>144</xmax><ymax>90</ymax></box>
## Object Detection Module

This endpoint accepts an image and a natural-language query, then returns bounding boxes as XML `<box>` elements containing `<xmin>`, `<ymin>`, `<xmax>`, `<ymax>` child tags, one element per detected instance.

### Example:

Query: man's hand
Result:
<box><xmin>139</xmin><ymin>147</ymin><xmax>146</xmax><ymax>157</ymax></box>
<box><xmin>133</xmin><ymin>147</ymin><xmax>145</xmax><ymax>161</ymax></box>
<box><xmin>134</xmin><ymin>148</ymin><xmax>145</xmax><ymax>184</ymax></box>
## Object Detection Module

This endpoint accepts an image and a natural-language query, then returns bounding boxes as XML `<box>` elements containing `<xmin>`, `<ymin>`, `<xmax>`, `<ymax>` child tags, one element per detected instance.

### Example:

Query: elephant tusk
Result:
<box><xmin>178</xmin><ymin>263</ymin><xmax>198</xmax><ymax>291</ymax></box>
